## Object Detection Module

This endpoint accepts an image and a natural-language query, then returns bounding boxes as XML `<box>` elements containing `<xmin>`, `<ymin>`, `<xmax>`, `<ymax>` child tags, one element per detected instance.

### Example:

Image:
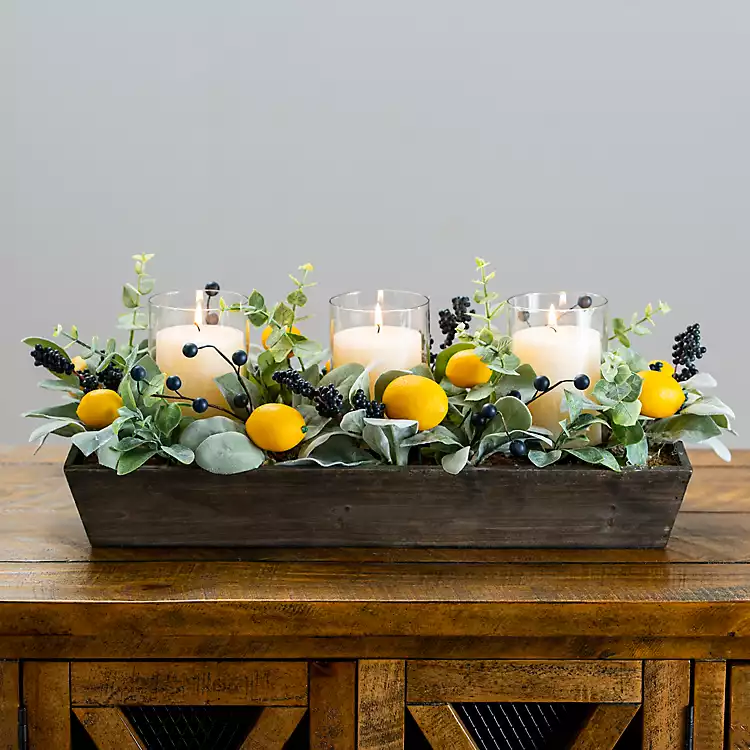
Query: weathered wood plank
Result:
<box><xmin>70</xmin><ymin>661</ymin><xmax>307</xmax><ymax>706</ymax></box>
<box><xmin>693</xmin><ymin>661</ymin><xmax>725</xmax><ymax>750</ymax></box>
<box><xmin>408</xmin><ymin>705</ymin><xmax>478</xmax><ymax>750</ymax></box>
<box><xmin>729</xmin><ymin>664</ymin><xmax>750</xmax><ymax>749</ymax></box>
<box><xmin>73</xmin><ymin>708</ymin><xmax>143</xmax><ymax>749</ymax></box>
<box><xmin>407</xmin><ymin>660</ymin><xmax>642</xmax><ymax>703</ymax></box>
<box><xmin>239</xmin><ymin>707</ymin><xmax>306</xmax><ymax>750</ymax></box>
<box><xmin>642</xmin><ymin>660</ymin><xmax>691</xmax><ymax>750</ymax></box>
<box><xmin>570</xmin><ymin>704</ymin><xmax>639</xmax><ymax>750</ymax></box>
<box><xmin>358</xmin><ymin>660</ymin><xmax>405</xmax><ymax>750</ymax></box>
<box><xmin>24</xmin><ymin>661</ymin><xmax>71</xmax><ymax>750</ymax></box>
<box><xmin>309</xmin><ymin>661</ymin><xmax>355</xmax><ymax>750</ymax></box>
<box><xmin>0</xmin><ymin>662</ymin><xmax>18</xmax><ymax>750</ymax></box>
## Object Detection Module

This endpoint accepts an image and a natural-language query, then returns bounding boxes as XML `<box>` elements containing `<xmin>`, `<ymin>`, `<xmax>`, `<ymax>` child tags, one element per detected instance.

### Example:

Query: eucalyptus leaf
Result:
<box><xmin>38</xmin><ymin>378</ymin><xmax>82</xmax><ymax>394</ymax></box>
<box><xmin>320</xmin><ymin>363</ymin><xmax>366</xmax><ymax>397</ymax></box>
<box><xmin>117</xmin><ymin>446</ymin><xmax>157</xmax><ymax>475</ymax></box>
<box><xmin>609</xmin><ymin>399</ymin><xmax>642</xmax><ymax>427</ymax></box>
<box><xmin>122</xmin><ymin>282</ymin><xmax>140</xmax><ymax>308</ymax></box>
<box><xmin>119</xmin><ymin>377</ymin><xmax>138</xmax><ymax>412</ymax></box>
<box><xmin>464</xmin><ymin>383</ymin><xmax>495</xmax><ymax>402</ymax></box>
<box><xmin>611</xmin><ymin>422</ymin><xmax>645</xmax><ymax>447</ymax></box>
<box><xmin>271</xmin><ymin>301</ymin><xmax>295</xmax><ymax>328</ymax></box>
<box><xmin>528</xmin><ymin>449</ymin><xmax>562</xmax><ymax>467</ymax></box>
<box><xmin>291</xmin><ymin>337</ymin><xmax>325</xmax><ymax>365</ymax></box>
<box><xmin>155</xmin><ymin>402</ymin><xmax>182</xmax><ymax>437</ymax></box>
<box><xmin>179</xmin><ymin>416</ymin><xmax>245</xmax><ymax>451</ymax></box>
<box><xmin>441</xmin><ymin>446</ymin><xmax>470</xmax><ymax>475</ymax></box>
<box><xmin>484</xmin><ymin>396</ymin><xmax>533</xmax><ymax>435</ymax></box>
<box><xmin>495</xmin><ymin>364</ymin><xmax>537</xmax><ymax>401</ymax></box>
<box><xmin>28</xmin><ymin>418</ymin><xmax>85</xmax><ymax>444</ymax></box>
<box><xmin>161</xmin><ymin>443</ymin><xmax>195</xmax><ymax>465</ymax></box>
<box><xmin>348</xmin><ymin>367</ymin><xmax>372</xmax><ymax>405</ymax></box>
<box><xmin>215</xmin><ymin>372</ymin><xmax>262</xmax><ymax>413</ymax></box>
<box><xmin>71</xmin><ymin>426</ymin><xmax>116</xmax><ymax>457</ymax></box>
<box><xmin>195</xmin><ymin>432</ymin><xmax>265</xmax><ymax>474</ymax></box>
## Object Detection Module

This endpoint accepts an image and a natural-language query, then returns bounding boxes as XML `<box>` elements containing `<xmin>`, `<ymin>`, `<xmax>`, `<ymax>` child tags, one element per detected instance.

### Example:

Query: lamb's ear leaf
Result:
<box><xmin>441</xmin><ymin>446</ymin><xmax>470</xmax><ymax>475</ymax></box>
<box><xmin>178</xmin><ymin>416</ymin><xmax>245</xmax><ymax>452</ymax></box>
<box><xmin>528</xmin><ymin>449</ymin><xmax>562</xmax><ymax>468</ymax></box>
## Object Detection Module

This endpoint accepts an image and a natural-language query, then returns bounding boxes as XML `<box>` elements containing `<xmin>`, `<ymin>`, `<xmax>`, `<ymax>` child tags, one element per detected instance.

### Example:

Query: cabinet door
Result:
<box><xmin>23</xmin><ymin>660</ymin><xmax>315</xmax><ymax>750</ymax></box>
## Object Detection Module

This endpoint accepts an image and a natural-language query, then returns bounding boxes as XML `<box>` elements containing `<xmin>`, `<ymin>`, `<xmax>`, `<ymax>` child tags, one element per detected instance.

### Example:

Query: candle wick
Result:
<box><xmin>376</xmin><ymin>324</ymin><xmax>381</xmax><ymax>334</ymax></box>
<box><xmin>194</xmin><ymin>322</ymin><xmax>202</xmax><ymax>333</ymax></box>
<box><xmin>549</xmin><ymin>326</ymin><xmax>557</xmax><ymax>333</ymax></box>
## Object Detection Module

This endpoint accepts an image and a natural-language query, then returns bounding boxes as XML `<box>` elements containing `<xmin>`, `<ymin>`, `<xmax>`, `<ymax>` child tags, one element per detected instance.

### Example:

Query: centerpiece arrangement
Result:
<box><xmin>21</xmin><ymin>255</ymin><xmax>735</xmax><ymax>548</ymax></box>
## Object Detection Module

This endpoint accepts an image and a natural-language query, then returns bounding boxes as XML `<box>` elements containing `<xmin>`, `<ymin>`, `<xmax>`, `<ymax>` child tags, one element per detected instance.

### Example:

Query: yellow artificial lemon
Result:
<box><xmin>382</xmin><ymin>374</ymin><xmax>449</xmax><ymax>431</ymax></box>
<box><xmin>261</xmin><ymin>325</ymin><xmax>301</xmax><ymax>351</ymax></box>
<box><xmin>71</xmin><ymin>356</ymin><xmax>88</xmax><ymax>372</ymax></box>
<box><xmin>245</xmin><ymin>403</ymin><xmax>307</xmax><ymax>452</ymax></box>
<box><xmin>648</xmin><ymin>359</ymin><xmax>675</xmax><ymax>376</ymax></box>
<box><xmin>637</xmin><ymin>370</ymin><xmax>685</xmax><ymax>418</ymax></box>
<box><xmin>445</xmin><ymin>349</ymin><xmax>492</xmax><ymax>389</ymax></box>
<box><xmin>76</xmin><ymin>389</ymin><xmax>124</xmax><ymax>429</ymax></box>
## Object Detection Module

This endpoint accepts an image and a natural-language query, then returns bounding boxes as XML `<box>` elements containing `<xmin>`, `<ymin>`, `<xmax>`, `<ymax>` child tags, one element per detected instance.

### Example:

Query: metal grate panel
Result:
<box><xmin>454</xmin><ymin>703</ymin><xmax>591</xmax><ymax>750</ymax></box>
<box><xmin>122</xmin><ymin>706</ymin><xmax>260</xmax><ymax>750</ymax></box>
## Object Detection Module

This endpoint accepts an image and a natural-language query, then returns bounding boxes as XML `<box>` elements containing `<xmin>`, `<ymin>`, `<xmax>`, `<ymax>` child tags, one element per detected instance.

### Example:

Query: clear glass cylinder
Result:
<box><xmin>149</xmin><ymin>291</ymin><xmax>249</xmax><ymax>411</ymax></box>
<box><xmin>330</xmin><ymin>290</ymin><xmax>430</xmax><ymax>393</ymax></box>
<box><xmin>507</xmin><ymin>292</ymin><xmax>608</xmax><ymax>437</ymax></box>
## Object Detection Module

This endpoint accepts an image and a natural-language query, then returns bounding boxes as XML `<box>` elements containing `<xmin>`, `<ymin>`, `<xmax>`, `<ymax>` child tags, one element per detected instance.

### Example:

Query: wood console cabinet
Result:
<box><xmin>2</xmin><ymin>448</ymin><xmax>750</xmax><ymax>749</ymax></box>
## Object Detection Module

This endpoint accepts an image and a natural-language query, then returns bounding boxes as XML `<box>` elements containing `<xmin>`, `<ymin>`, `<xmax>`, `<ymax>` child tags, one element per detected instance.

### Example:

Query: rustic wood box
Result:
<box><xmin>63</xmin><ymin>443</ymin><xmax>692</xmax><ymax>549</ymax></box>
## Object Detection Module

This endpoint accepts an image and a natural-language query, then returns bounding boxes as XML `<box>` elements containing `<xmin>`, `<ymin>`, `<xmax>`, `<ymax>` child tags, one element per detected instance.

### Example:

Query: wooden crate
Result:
<box><xmin>63</xmin><ymin>444</ymin><xmax>691</xmax><ymax>549</ymax></box>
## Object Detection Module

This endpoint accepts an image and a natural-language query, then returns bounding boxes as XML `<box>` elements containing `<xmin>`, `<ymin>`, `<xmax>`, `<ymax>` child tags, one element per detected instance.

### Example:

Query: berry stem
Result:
<box><xmin>527</xmin><ymin>379</ymin><xmax>575</xmax><ymax>404</ymax></box>
<box><xmin>194</xmin><ymin>343</ymin><xmax>254</xmax><ymax>409</ymax></box>
<box><xmin>152</xmin><ymin>392</ymin><xmax>243</xmax><ymax>421</ymax></box>
<box><xmin>58</xmin><ymin>331</ymin><xmax>105</xmax><ymax>357</ymax></box>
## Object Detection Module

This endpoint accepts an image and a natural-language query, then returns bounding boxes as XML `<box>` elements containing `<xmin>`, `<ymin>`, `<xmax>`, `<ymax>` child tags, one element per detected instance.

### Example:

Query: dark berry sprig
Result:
<box><xmin>314</xmin><ymin>384</ymin><xmax>344</xmax><ymax>418</ymax></box>
<box><xmin>437</xmin><ymin>296</ymin><xmax>474</xmax><ymax>350</ymax></box>
<box><xmin>30</xmin><ymin>345</ymin><xmax>75</xmax><ymax>375</ymax></box>
<box><xmin>351</xmin><ymin>388</ymin><xmax>386</xmax><ymax>418</ymax></box>
<box><xmin>98</xmin><ymin>363</ymin><xmax>124</xmax><ymax>390</ymax></box>
<box><xmin>527</xmin><ymin>373</ymin><xmax>590</xmax><ymax>404</ymax></box>
<box><xmin>672</xmin><ymin>323</ymin><xmax>706</xmax><ymax>382</ymax></box>
<box><xmin>78</xmin><ymin>372</ymin><xmax>99</xmax><ymax>393</ymax></box>
<box><xmin>272</xmin><ymin>369</ymin><xmax>317</xmax><ymax>398</ymax></box>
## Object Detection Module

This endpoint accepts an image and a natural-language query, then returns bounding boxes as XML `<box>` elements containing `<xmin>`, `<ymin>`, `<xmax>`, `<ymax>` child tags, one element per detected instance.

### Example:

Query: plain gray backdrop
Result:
<box><xmin>3</xmin><ymin>1</ymin><xmax>748</xmax><ymax>446</ymax></box>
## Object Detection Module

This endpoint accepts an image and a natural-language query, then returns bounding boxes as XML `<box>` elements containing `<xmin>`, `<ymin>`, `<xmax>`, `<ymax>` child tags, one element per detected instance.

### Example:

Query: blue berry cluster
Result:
<box><xmin>672</xmin><ymin>324</ymin><xmax>706</xmax><ymax>382</ymax></box>
<box><xmin>438</xmin><ymin>296</ymin><xmax>474</xmax><ymax>350</ymax></box>
<box><xmin>352</xmin><ymin>388</ymin><xmax>386</xmax><ymax>418</ymax></box>
<box><xmin>272</xmin><ymin>369</ymin><xmax>345</xmax><ymax>418</ymax></box>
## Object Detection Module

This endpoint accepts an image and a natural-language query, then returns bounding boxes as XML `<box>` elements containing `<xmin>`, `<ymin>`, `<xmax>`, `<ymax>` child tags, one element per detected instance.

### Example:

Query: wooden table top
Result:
<box><xmin>2</xmin><ymin>444</ymin><xmax>750</xmax><ymax>661</ymax></box>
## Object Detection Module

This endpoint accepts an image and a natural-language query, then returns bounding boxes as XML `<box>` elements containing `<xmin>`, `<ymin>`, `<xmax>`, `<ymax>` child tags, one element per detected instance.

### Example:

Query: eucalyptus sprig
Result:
<box><xmin>470</xmin><ymin>257</ymin><xmax>504</xmax><ymax>326</ymax></box>
<box><xmin>118</xmin><ymin>253</ymin><xmax>155</xmax><ymax>350</ymax></box>
<box><xmin>610</xmin><ymin>301</ymin><xmax>670</xmax><ymax>348</ymax></box>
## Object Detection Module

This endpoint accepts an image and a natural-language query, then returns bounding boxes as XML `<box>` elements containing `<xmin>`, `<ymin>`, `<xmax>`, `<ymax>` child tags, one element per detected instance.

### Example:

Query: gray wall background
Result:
<box><xmin>3</xmin><ymin>1</ymin><xmax>748</xmax><ymax>446</ymax></box>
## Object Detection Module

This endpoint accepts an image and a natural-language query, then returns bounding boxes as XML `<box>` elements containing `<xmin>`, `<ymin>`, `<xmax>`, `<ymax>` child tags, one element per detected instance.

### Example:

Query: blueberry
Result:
<box><xmin>166</xmin><ymin>375</ymin><xmax>182</xmax><ymax>392</ymax></box>
<box><xmin>205</xmin><ymin>312</ymin><xmax>219</xmax><ymax>325</ymax></box>
<box><xmin>192</xmin><ymin>398</ymin><xmax>209</xmax><ymax>413</ymax></box>
<box><xmin>233</xmin><ymin>393</ymin><xmax>249</xmax><ymax>408</ymax></box>
<box><xmin>573</xmin><ymin>374</ymin><xmax>590</xmax><ymax>390</ymax></box>
<box><xmin>204</xmin><ymin>281</ymin><xmax>220</xmax><ymax>297</ymax></box>
<box><xmin>518</xmin><ymin>310</ymin><xmax>530</xmax><ymax>323</ymax></box>
<box><xmin>509</xmin><ymin>439</ymin><xmax>528</xmax><ymax>458</ymax></box>
<box><xmin>130</xmin><ymin>365</ymin><xmax>147</xmax><ymax>382</ymax></box>
<box><xmin>533</xmin><ymin>375</ymin><xmax>550</xmax><ymax>392</ymax></box>
<box><xmin>480</xmin><ymin>403</ymin><xmax>498</xmax><ymax>420</ymax></box>
<box><xmin>578</xmin><ymin>295</ymin><xmax>593</xmax><ymax>309</ymax></box>
<box><xmin>232</xmin><ymin>350</ymin><xmax>248</xmax><ymax>366</ymax></box>
<box><xmin>471</xmin><ymin>413</ymin><xmax>488</xmax><ymax>428</ymax></box>
<box><xmin>508</xmin><ymin>390</ymin><xmax>522</xmax><ymax>400</ymax></box>
<box><xmin>182</xmin><ymin>343</ymin><xmax>199</xmax><ymax>358</ymax></box>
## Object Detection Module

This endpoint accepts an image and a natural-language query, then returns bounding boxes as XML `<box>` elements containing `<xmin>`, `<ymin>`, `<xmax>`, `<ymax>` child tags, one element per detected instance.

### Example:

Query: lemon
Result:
<box><xmin>382</xmin><ymin>374</ymin><xmax>449</xmax><ymax>431</ymax></box>
<box><xmin>261</xmin><ymin>325</ymin><xmax>301</xmax><ymax>351</ymax></box>
<box><xmin>638</xmin><ymin>370</ymin><xmax>685</xmax><ymax>418</ymax></box>
<box><xmin>76</xmin><ymin>389</ymin><xmax>124</xmax><ymax>429</ymax></box>
<box><xmin>71</xmin><ymin>356</ymin><xmax>88</xmax><ymax>372</ymax></box>
<box><xmin>648</xmin><ymin>359</ymin><xmax>675</xmax><ymax>376</ymax></box>
<box><xmin>445</xmin><ymin>349</ymin><xmax>492</xmax><ymax>389</ymax></box>
<box><xmin>245</xmin><ymin>403</ymin><xmax>307</xmax><ymax>452</ymax></box>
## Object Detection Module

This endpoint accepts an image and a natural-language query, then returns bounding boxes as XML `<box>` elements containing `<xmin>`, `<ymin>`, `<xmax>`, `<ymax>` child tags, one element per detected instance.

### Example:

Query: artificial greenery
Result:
<box><xmin>22</xmin><ymin>254</ymin><xmax>736</xmax><ymax>475</ymax></box>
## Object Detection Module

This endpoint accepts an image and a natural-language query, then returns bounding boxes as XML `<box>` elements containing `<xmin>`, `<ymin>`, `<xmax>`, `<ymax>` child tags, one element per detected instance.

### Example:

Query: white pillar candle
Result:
<box><xmin>511</xmin><ymin>309</ymin><xmax>602</xmax><ymax>438</ymax></box>
<box><xmin>155</xmin><ymin>298</ymin><xmax>245</xmax><ymax>412</ymax></box>
<box><xmin>332</xmin><ymin>303</ymin><xmax>423</xmax><ymax>393</ymax></box>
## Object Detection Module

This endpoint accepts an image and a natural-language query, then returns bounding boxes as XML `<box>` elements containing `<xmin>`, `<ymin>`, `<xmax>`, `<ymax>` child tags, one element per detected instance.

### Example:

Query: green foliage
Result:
<box><xmin>195</xmin><ymin>432</ymin><xmax>264</xmax><ymax>474</ymax></box>
<box><xmin>610</xmin><ymin>301</ymin><xmax>670</xmax><ymax>347</ymax></box>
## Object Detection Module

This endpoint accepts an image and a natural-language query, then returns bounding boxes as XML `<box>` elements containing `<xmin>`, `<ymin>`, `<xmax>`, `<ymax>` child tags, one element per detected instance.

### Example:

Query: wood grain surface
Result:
<box><xmin>0</xmin><ymin>661</ymin><xmax>18</xmax><ymax>750</ymax></box>
<box><xmin>70</xmin><ymin>661</ymin><xmax>308</xmax><ymax>706</ymax></box>
<box><xmin>408</xmin><ymin>705</ymin><xmax>478</xmax><ymax>750</ymax></box>
<box><xmin>358</xmin><ymin>660</ymin><xmax>405</xmax><ymax>750</ymax></box>
<box><xmin>23</xmin><ymin>662</ymin><xmax>71</xmax><ymax>750</ymax></box>
<box><xmin>239</xmin><ymin>707</ymin><xmax>306</xmax><ymax>750</ymax></box>
<box><xmin>407</xmin><ymin>660</ymin><xmax>642</xmax><ymax>703</ymax></box>
<box><xmin>569</xmin><ymin>704</ymin><xmax>639</xmax><ymax>750</ymax></box>
<box><xmin>72</xmin><ymin>708</ymin><xmax>144</xmax><ymax>749</ymax></box>
<box><xmin>729</xmin><ymin>664</ymin><xmax>750</xmax><ymax>749</ymax></box>
<box><xmin>692</xmin><ymin>661</ymin><xmax>726</xmax><ymax>750</ymax></box>
<box><xmin>642</xmin><ymin>660</ymin><xmax>691</xmax><ymax>750</ymax></box>
<box><xmin>309</xmin><ymin>661</ymin><xmax>356</xmax><ymax>750</ymax></box>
